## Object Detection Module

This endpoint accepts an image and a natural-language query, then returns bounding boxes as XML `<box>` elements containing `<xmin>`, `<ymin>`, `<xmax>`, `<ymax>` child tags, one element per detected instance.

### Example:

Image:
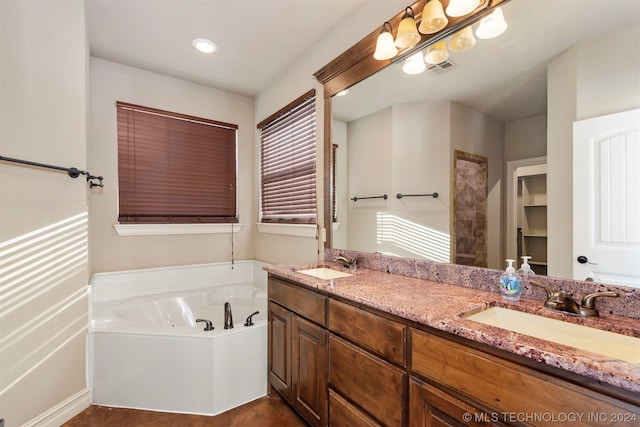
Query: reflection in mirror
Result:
<box><xmin>330</xmin><ymin>0</ymin><xmax>640</xmax><ymax>284</ymax></box>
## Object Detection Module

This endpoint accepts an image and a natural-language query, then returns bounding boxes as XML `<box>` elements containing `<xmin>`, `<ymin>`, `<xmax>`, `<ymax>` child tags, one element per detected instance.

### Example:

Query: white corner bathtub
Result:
<box><xmin>87</xmin><ymin>260</ymin><xmax>268</xmax><ymax>416</ymax></box>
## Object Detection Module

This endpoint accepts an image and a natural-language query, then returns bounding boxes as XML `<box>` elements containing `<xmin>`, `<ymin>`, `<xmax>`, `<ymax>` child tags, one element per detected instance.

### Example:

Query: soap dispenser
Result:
<box><xmin>499</xmin><ymin>259</ymin><xmax>523</xmax><ymax>301</ymax></box>
<box><xmin>517</xmin><ymin>256</ymin><xmax>536</xmax><ymax>276</ymax></box>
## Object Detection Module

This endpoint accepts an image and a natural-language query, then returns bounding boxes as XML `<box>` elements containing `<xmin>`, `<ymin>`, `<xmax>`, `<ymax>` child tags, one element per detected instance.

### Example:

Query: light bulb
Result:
<box><xmin>449</xmin><ymin>26</ymin><xmax>476</xmax><ymax>53</ymax></box>
<box><xmin>395</xmin><ymin>7</ymin><xmax>421</xmax><ymax>49</ymax></box>
<box><xmin>476</xmin><ymin>7</ymin><xmax>508</xmax><ymax>39</ymax></box>
<box><xmin>192</xmin><ymin>38</ymin><xmax>217</xmax><ymax>53</ymax></box>
<box><xmin>402</xmin><ymin>51</ymin><xmax>426</xmax><ymax>75</ymax></box>
<box><xmin>373</xmin><ymin>23</ymin><xmax>399</xmax><ymax>60</ymax></box>
<box><xmin>424</xmin><ymin>40</ymin><xmax>449</xmax><ymax>65</ymax></box>
<box><xmin>418</xmin><ymin>0</ymin><xmax>448</xmax><ymax>34</ymax></box>
<box><xmin>445</xmin><ymin>0</ymin><xmax>480</xmax><ymax>18</ymax></box>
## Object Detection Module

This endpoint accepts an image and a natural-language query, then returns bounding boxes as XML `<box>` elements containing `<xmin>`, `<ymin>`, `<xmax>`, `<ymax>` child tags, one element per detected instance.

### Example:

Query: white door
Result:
<box><xmin>573</xmin><ymin>108</ymin><xmax>640</xmax><ymax>287</ymax></box>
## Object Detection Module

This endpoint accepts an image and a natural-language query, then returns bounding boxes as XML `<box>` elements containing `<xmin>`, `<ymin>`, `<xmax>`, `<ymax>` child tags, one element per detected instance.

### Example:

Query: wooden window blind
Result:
<box><xmin>258</xmin><ymin>90</ymin><xmax>317</xmax><ymax>224</ymax></box>
<box><xmin>116</xmin><ymin>101</ymin><xmax>238</xmax><ymax>224</ymax></box>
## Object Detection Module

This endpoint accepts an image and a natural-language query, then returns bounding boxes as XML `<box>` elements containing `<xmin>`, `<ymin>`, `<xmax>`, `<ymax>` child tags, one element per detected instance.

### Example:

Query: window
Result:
<box><xmin>116</xmin><ymin>101</ymin><xmax>238</xmax><ymax>224</ymax></box>
<box><xmin>258</xmin><ymin>90</ymin><xmax>317</xmax><ymax>224</ymax></box>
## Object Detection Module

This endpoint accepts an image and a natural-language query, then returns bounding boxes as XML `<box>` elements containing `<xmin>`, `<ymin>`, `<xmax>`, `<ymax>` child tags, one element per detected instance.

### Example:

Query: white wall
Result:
<box><xmin>547</xmin><ymin>23</ymin><xmax>640</xmax><ymax>279</ymax></box>
<box><xmin>0</xmin><ymin>1</ymin><xmax>90</xmax><ymax>426</ymax></box>
<box><xmin>332</xmin><ymin>120</ymin><xmax>348</xmax><ymax>249</ymax></box>
<box><xmin>340</xmin><ymin>100</ymin><xmax>503</xmax><ymax>265</ymax></box>
<box><xmin>389</xmin><ymin>101</ymin><xmax>451</xmax><ymax>261</ymax></box>
<box><xmin>89</xmin><ymin>58</ymin><xmax>255</xmax><ymax>272</ymax></box>
<box><xmin>346</xmin><ymin>107</ymin><xmax>393</xmax><ymax>254</ymax></box>
<box><xmin>505</xmin><ymin>114</ymin><xmax>547</xmax><ymax>161</ymax></box>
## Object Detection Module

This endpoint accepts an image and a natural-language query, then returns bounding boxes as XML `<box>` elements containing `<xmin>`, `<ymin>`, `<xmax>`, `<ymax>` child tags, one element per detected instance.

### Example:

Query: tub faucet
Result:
<box><xmin>244</xmin><ymin>311</ymin><xmax>260</xmax><ymax>327</ymax></box>
<box><xmin>530</xmin><ymin>281</ymin><xmax>618</xmax><ymax>317</ymax></box>
<box><xmin>224</xmin><ymin>302</ymin><xmax>234</xmax><ymax>329</ymax></box>
<box><xmin>196</xmin><ymin>319</ymin><xmax>214</xmax><ymax>331</ymax></box>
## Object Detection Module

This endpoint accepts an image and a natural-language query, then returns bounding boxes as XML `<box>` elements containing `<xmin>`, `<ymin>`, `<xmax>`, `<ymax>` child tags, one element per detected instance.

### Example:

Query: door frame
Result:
<box><xmin>505</xmin><ymin>156</ymin><xmax>547</xmax><ymax>262</ymax></box>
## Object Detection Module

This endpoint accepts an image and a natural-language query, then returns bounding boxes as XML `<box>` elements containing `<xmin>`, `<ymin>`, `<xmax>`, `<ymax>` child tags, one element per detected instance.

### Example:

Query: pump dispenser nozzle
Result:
<box><xmin>517</xmin><ymin>256</ymin><xmax>535</xmax><ymax>276</ymax></box>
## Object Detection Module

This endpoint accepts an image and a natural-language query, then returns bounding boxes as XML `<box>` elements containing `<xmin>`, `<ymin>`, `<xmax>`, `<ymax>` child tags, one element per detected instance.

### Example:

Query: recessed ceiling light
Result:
<box><xmin>336</xmin><ymin>89</ymin><xmax>349</xmax><ymax>97</ymax></box>
<box><xmin>192</xmin><ymin>38</ymin><xmax>217</xmax><ymax>53</ymax></box>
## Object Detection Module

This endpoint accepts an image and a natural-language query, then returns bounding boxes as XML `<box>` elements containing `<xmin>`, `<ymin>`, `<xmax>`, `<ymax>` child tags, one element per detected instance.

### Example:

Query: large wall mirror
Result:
<box><xmin>320</xmin><ymin>0</ymin><xmax>640</xmax><ymax>285</ymax></box>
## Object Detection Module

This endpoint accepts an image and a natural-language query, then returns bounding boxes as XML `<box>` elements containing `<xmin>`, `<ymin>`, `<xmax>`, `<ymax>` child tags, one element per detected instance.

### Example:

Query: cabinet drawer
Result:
<box><xmin>329</xmin><ymin>299</ymin><xmax>406</xmax><ymax>366</ymax></box>
<box><xmin>329</xmin><ymin>335</ymin><xmax>406</xmax><ymax>426</ymax></box>
<box><xmin>329</xmin><ymin>389</ymin><xmax>381</xmax><ymax>427</ymax></box>
<box><xmin>411</xmin><ymin>328</ymin><xmax>639</xmax><ymax>426</ymax></box>
<box><xmin>269</xmin><ymin>276</ymin><xmax>326</xmax><ymax>326</ymax></box>
<box><xmin>409</xmin><ymin>377</ymin><xmax>507</xmax><ymax>427</ymax></box>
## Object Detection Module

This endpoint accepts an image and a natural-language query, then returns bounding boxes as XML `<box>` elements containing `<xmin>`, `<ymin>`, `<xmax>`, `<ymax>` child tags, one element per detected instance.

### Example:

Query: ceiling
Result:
<box><xmin>85</xmin><ymin>0</ymin><xmax>371</xmax><ymax>97</ymax></box>
<box><xmin>86</xmin><ymin>0</ymin><xmax>640</xmax><ymax>122</ymax></box>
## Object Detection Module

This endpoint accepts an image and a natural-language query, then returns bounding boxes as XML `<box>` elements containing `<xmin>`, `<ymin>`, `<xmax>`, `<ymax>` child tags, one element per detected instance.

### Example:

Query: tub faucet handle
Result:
<box><xmin>244</xmin><ymin>311</ymin><xmax>260</xmax><ymax>327</ymax></box>
<box><xmin>196</xmin><ymin>318</ymin><xmax>214</xmax><ymax>331</ymax></box>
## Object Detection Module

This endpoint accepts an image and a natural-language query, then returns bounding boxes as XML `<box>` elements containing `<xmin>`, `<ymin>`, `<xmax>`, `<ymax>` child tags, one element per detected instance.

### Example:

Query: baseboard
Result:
<box><xmin>24</xmin><ymin>388</ymin><xmax>90</xmax><ymax>427</ymax></box>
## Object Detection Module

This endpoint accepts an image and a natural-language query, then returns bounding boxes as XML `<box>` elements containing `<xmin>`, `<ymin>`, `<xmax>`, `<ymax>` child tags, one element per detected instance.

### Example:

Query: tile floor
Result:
<box><xmin>63</xmin><ymin>393</ymin><xmax>308</xmax><ymax>426</ymax></box>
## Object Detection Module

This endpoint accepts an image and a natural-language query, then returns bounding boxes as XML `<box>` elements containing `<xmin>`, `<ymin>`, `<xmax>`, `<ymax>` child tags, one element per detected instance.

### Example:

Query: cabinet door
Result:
<box><xmin>410</xmin><ymin>378</ymin><xmax>503</xmax><ymax>427</ymax></box>
<box><xmin>269</xmin><ymin>302</ymin><xmax>292</xmax><ymax>401</ymax></box>
<box><xmin>292</xmin><ymin>314</ymin><xmax>328</xmax><ymax>427</ymax></box>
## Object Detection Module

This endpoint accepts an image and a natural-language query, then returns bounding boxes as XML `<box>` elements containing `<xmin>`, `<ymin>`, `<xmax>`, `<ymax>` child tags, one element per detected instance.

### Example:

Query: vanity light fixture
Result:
<box><xmin>475</xmin><ymin>7</ymin><xmax>508</xmax><ymax>39</ymax></box>
<box><xmin>373</xmin><ymin>22</ymin><xmax>399</xmax><ymax>60</ymax></box>
<box><xmin>402</xmin><ymin>51</ymin><xmax>427</xmax><ymax>75</ymax></box>
<box><xmin>445</xmin><ymin>0</ymin><xmax>480</xmax><ymax>17</ymax></box>
<box><xmin>418</xmin><ymin>0</ymin><xmax>448</xmax><ymax>34</ymax></box>
<box><xmin>192</xmin><ymin>38</ymin><xmax>217</xmax><ymax>53</ymax></box>
<box><xmin>424</xmin><ymin>40</ymin><xmax>449</xmax><ymax>64</ymax></box>
<box><xmin>449</xmin><ymin>26</ymin><xmax>476</xmax><ymax>52</ymax></box>
<box><xmin>395</xmin><ymin>7</ymin><xmax>421</xmax><ymax>49</ymax></box>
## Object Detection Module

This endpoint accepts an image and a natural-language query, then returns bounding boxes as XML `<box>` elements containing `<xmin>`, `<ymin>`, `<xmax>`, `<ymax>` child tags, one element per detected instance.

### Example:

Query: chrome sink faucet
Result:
<box><xmin>530</xmin><ymin>281</ymin><xmax>618</xmax><ymax>317</ymax></box>
<box><xmin>333</xmin><ymin>254</ymin><xmax>359</xmax><ymax>270</ymax></box>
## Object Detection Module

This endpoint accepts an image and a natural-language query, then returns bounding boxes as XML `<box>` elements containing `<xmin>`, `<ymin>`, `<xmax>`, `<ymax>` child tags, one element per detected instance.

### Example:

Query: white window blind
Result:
<box><xmin>259</xmin><ymin>91</ymin><xmax>317</xmax><ymax>224</ymax></box>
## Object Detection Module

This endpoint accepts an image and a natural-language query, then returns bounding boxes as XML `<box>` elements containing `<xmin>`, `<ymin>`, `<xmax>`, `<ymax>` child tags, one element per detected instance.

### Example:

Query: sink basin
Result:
<box><xmin>465</xmin><ymin>307</ymin><xmax>640</xmax><ymax>363</ymax></box>
<box><xmin>296</xmin><ymin>267</ymin><xmax>353</xmax><ymax>280</ymax></box>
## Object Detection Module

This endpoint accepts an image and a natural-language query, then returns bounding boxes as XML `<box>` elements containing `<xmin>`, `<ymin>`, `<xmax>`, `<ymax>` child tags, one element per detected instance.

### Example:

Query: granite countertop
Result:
<box><xmin>264</xmin><ymin>262</ymin><xmax>640</xmax><ymax>394</ymax></box>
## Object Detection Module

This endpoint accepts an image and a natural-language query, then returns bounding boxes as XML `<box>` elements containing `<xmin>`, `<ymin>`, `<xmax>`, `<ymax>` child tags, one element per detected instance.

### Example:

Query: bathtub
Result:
<box><xmin>87</xmin><ymin>260</ymin><xmax>268</xmax><ymax>416</ymax></box>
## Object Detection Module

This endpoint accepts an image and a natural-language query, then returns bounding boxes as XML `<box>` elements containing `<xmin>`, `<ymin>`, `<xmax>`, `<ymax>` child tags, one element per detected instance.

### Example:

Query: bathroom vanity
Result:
<box><xmin>265</xmin><ymin>259</ymin><xmax>640</xmax><ymax>427</ymax></box>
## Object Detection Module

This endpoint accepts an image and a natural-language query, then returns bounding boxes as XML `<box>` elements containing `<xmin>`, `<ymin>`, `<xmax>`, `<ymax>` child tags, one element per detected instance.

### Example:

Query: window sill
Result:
<box><xmin>114</xmin><ymin>223</ymin><xmax>243</xmax><ymax>236</ymax></box>
<box><xmin>257</xmin><ymin>223</ymin><xmax>317</xmax><ymax>238</ymax></box>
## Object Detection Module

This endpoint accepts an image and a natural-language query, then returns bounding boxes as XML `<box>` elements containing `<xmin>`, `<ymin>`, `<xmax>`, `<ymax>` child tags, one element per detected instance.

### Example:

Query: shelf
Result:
<box><xmin>516</xmin><ymin>166</ymin><xmax>547</xmax><ymax>276</ymax></box>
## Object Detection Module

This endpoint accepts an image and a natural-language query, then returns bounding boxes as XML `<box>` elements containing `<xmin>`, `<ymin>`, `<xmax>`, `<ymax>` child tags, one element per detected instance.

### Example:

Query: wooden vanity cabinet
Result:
<box><xmin>410</xmin><ymin>328</ymin><xmax>639</xmax><ymax>427</ymax></box>
<box><xmin>268</xmin><ymin>277</ymin><xmax>328</xmax><ymax>426</ymax></box>
<box><xmin>328</xmin><ymin>299</ymin><xmax>407</xmax><ymax>426</ymax></box>
<box><xmin>269</xmin><ymin>274</ymin><xmax>639</xmax><ymax>427</ymax></box>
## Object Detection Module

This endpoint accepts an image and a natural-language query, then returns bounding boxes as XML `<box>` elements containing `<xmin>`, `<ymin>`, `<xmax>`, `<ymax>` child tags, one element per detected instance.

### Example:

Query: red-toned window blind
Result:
<box><xmin>258</xmin><ymin>91</ymin><xmax>317</xmax><ymax>224</ymax></box>
<box><xmin>116</xmin><ymin>101</ymin><xmax>238</xmax><ymax>224</ymax></box>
